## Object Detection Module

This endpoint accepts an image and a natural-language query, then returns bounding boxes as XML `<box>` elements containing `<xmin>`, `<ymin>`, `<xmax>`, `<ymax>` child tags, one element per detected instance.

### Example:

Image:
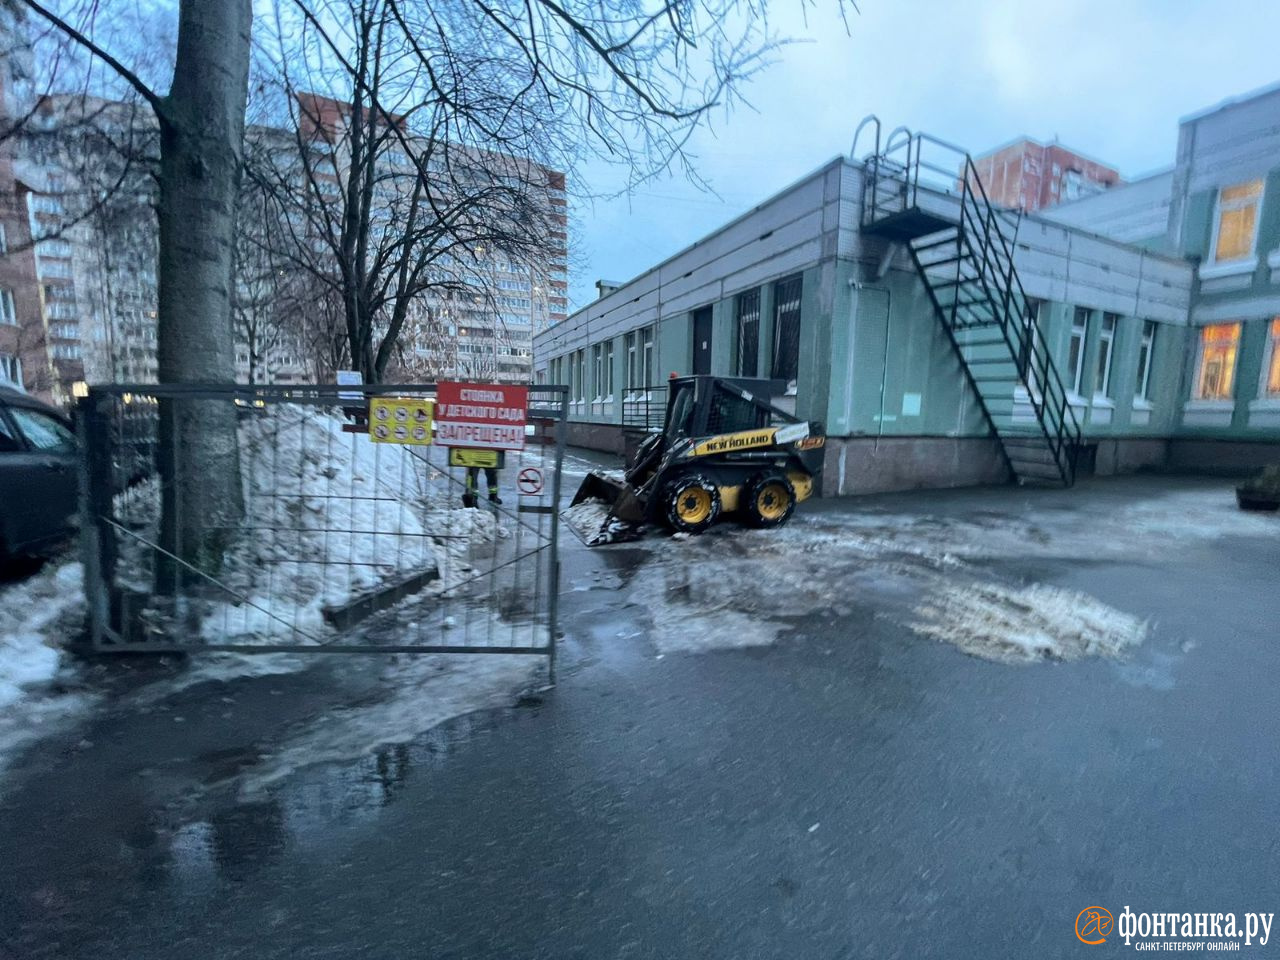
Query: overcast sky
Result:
<box><xmin>566</xmin><ymin>0</ymin><xmax>1280</xmax><ymax>310</ymax></box>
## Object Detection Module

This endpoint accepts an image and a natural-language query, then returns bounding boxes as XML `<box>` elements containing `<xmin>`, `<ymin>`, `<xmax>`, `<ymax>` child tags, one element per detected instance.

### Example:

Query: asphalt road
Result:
<box><xmin>1</xmin><ymin>476</ymin><xmax>1277</xmax><ymax>959</ymax></box>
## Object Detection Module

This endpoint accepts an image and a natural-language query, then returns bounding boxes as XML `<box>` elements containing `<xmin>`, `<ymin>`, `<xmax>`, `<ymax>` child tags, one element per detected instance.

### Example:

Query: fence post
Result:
<box><xmin>545</xmin><ymin>386</ymin><xmax>568</xmax><ymax>684</ymax></box>
<box><xmin>75</xmin><ymin>393</ymin><xmax>117</xmax><ymax>652</ymax></box>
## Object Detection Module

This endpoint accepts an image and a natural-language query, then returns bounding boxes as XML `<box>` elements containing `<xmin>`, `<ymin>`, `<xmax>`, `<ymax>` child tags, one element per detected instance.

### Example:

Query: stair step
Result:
<box><xmin>1007</xmin><ymin>449</ymin><xmax>1061</xmax><ymax>465</ymax></box>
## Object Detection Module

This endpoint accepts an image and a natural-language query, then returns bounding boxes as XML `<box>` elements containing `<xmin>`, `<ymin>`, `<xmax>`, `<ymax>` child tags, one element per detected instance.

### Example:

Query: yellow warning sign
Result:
<box><xmin>369</xmin><ymin>396</ymin><xmax>433</xmax><ymax>445</ymax></box>
<box><xmin>448</xmin><ymin>447</ymin><xmax>504</xmax><ymax>469</ymax></box>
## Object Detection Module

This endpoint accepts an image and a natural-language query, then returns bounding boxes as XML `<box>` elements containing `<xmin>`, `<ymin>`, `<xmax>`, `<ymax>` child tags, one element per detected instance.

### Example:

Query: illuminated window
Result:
<box><xmin>1193</xmin><ymin>323</ymin><xmax>1241</xmax><ymax>400</ymax></box>
<box><xmin>1212</xmin><ymin>180</ymin><xmax>1264</xmax><ymax>263</ymax></box>
<box><xmin>1264</xmin><ymin>318</ymin><xmax>1280</xmax><ymax>397</ymax></box>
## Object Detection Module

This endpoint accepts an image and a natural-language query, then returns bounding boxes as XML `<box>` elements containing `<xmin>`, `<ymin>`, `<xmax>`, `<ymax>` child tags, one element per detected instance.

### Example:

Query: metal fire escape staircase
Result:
<box><xmin>853</xmin><ymin>122</ymin><xmax>1082</xmax><ymax>486</ymax></box>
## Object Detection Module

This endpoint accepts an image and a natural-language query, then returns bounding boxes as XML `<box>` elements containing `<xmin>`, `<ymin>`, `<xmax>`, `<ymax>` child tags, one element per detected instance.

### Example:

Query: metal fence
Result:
<box><xmin>76</xmin><ymin>383</ymin><xmax>567</xmax><ymax>676</ymax></box>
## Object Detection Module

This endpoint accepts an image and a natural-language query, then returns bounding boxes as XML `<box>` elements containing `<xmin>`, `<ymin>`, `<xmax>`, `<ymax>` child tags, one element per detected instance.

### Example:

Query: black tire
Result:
<box><xmin>743</xmin><ymin>472</ymin><xmax>796</xmax><ymax>528</ymax></box>
<box><xmin>663</xmin><ymin>473</ymin><xmax>722</xmax><ymax>534</ymax></box>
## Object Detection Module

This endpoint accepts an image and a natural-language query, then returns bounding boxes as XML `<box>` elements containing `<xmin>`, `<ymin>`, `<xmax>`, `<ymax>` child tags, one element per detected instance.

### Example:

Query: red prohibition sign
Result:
<box><xmin>517</xmin><ymin>467</ymin><xmax>544</xmax><ymax>495</ymax></box>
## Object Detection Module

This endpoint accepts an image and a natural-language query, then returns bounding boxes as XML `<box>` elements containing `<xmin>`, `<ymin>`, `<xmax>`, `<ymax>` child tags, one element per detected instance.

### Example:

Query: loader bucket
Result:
<box><xmin>569</xmin><ymin>471</ymin><xmax>648</xmax><ymax>545</ymax></box>
<box><xmin>571</xmin><ymin>471</ymin><xmax>627</xmax><ymax>508</ymax></box>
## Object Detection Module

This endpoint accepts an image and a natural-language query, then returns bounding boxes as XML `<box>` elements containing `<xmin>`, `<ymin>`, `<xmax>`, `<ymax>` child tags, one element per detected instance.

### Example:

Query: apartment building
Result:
<box><xmin>293</xmin><ymin>92</ymin><xmax>568</xmax><ymax>385</ymax></box>
<box><xmin>971</xmin><ymin>137</ymin><xmax>1122</xmax><ymax>213</ymax></box>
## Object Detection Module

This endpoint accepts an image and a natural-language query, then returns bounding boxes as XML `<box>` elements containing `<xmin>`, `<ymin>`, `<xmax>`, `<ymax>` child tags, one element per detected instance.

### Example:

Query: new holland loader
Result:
<box><xmin>571</xmin><ymin>375</ymin><xmax>826</xmax><ymax>544</ymax></box>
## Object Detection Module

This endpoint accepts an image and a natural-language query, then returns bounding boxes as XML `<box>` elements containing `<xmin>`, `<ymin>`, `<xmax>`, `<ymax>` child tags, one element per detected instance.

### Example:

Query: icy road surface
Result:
<box><xmin>600</xmin><ymin>482</ymin><xmax>1273</xmax><ymax>663</ymax></box>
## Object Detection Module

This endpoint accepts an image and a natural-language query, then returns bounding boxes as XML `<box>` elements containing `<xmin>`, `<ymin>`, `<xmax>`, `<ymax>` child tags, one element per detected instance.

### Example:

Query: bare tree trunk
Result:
<box><xmin>156</xmin><ymin>0</ymin><xmax>251</xmax><ymax>585</ymax></box>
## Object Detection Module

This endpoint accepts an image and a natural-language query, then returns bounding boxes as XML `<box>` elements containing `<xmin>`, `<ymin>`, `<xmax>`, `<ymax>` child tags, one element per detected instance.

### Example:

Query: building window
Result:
<box><xmin>1263</xmin><ymin>318</ymin><xmax>1280</xmax><ymax>398</ymax></box>
<box><xmin>591</xmin><ymin>343</ymin><xmax>605</xmax><ymax>400</ymax></box>
<box><xmin>601</xmin><ymin>339</ymin><xmax>614</xmax><ymax>399</ymax></box>
<box><xmin>0</xmin><ymin>353</ymin><xmax>20</xmax><ymax>387</ymax></box>
<box><xmin>0</xmin><ymin>222</ymin><xmax>7</xmax><ymax>254</ymax></box>
<box><xmin>0</xmin><ymin>289</ymin><xmax>16</xmax><ymax>326</ymax></box>
<box><xmin>1136</xmin><ymin>321</ymin><xmax>1157</xmax><ymax>401</ymax></box>
<box><xmin>1211</xmin><ymin>179</ymin><xmax>1264</xmax><ymax>263</ymax></box>
<box><xmin>1193</xmin><ymin>323</ymin><xmax>1241</xmax><ymax>400</ymax></box>
<box><xmin>641</xmin><ymin>326</ymin><xmax>654</xmax><ymax>388</ymax></box>
<box><xmin>771</xmin><ymin>274</ymin><xmax>802</xmax><ymax>391</ymax></box>
<box><xmin>1067</xmin><ymin>307</ymin><xmax>1088</xmax><ymax>396</ymax></box>
<box><xmin>1094</xmin><ymin>313</ymin><xmax>1117</xmax><ymax>398</ymax></box>
<box><xmin>734</xmin><ymin>288</ymin><xmax>760</xmax><ymax>377</ymax></box>
<box><xmin>625</xmin><ymin>326</ymin><xmax>655</xmax><ymax>394</ymax></box>
<box><xmin>1020</xmin><ymin>299</ymin><xmax>1043</xmax><ymax>395</ymax></box>
<box><xmin>572</xmin><ymin>349</ymin><xmax>587</xmax><ymax>403</ymax></box>
<box><xmin>625</xmin><ymin>332</ymin><xmax>638</xmax><ymax>390</ymax></box>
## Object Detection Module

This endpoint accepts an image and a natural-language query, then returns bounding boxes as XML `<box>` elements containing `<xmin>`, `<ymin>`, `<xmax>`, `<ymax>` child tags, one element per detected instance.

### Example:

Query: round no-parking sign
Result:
<box><xmin>517</xmin><ymin>467</ymin><xmax>544</xmax><ymax>496</ymax></box>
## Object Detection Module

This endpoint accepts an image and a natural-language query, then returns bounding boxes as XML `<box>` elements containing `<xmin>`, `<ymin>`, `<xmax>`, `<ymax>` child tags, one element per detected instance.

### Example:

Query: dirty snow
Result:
<box><xmin>908</xmin><ymin>582</ymin><xmax>1149</xmax><ymax>664</ymax></box>
<box><xmin>610</xmin><ymin>485</ymin><xmax>1265</xmax><ymax>663</ymax></box>
<box><xmin>236</xmin><ymin>651</ymin><xmax>538</xmax><ymax>795</ymax></box>
<box><xmin>0</xmin><ymin>559</ymin><xmax>97</xmax><ymax>777</ymax></box>
<box><xmin>0</xmin><ymin>560</ymin><xmax>83</xmax><ymax>708</ymax></box>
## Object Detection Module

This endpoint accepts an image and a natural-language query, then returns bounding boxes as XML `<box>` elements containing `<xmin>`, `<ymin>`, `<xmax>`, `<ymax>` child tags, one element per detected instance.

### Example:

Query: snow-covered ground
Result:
<box><xmin>0</xmin><ymin>558</ymin><xmax>98</xmax><ymax>776</ymax></box>
<box><xmin>612</xmin><ymin>484</ymin><xmax>1275</xmax><ymax>663</ymax></box>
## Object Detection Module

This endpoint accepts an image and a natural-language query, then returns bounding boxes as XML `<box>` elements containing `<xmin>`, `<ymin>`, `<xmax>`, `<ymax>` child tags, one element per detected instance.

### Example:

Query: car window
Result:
<box><xmin>0</xmin><ymin>412</ymin><xmax>21</xmax><ymax>453</ymax></box>
<box><xmin>9</xmin><ymin>407</ymin><xmax>76</xmax><ymax>454</ymax></box>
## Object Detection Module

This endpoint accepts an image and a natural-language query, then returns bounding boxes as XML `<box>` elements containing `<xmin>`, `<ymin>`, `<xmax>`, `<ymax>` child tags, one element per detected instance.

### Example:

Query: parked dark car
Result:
<box><xmin>0</xmin><ymin>386</ymin><xmax>79</xmax><ymax>560</ymax></box>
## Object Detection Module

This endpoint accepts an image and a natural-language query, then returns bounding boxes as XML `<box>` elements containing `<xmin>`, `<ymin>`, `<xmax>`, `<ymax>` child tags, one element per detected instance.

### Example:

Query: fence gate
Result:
<box><xmin>77</xmin><ymin>383</ymin><xmax>568</xmax><ymax>678</ymax></box>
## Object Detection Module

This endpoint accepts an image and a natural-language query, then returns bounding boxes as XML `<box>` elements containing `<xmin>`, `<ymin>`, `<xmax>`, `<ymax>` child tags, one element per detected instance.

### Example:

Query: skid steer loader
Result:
<box><xmin>571</xmin><ymin>375</ymin><xmax>826</xmax><ymax>544</ymax></box>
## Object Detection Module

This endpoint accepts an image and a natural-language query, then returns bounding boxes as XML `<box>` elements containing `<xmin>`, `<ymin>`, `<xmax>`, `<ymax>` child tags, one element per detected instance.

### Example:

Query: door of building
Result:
<box><xmin>692</xmin><ymin>307</ymin><xmax>713</xmax><ymax>375</ymax></box>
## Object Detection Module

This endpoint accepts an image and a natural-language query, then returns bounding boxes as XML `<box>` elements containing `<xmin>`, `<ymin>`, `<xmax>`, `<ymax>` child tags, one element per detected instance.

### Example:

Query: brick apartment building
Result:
<box><xmin>971</xmin><ymin>137</ymin><xmax>1122</xmax><ymax>213</ymax></box>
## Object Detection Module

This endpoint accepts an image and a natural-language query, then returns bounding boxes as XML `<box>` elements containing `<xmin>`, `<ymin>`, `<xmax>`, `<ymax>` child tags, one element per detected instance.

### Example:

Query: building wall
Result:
<box><xmin>1165</xmin><ymin>85</ymin><xmax>1280</xmax><ymax>442</ymax></box>
<box><xmin>536</xmin><ymin>157</ymin><xmax>1210</xmax><ymax>494</ymax></box>
<box><xmin>1044</xmin><ymin>170</ymin><xmax>1175</xmax><ymax>250</ymax></box>
<box><xmin>0</xmin><ymin>9</ymin><xmax>51</xmax><ymax>400</ymax></box>
<box><xmin>971</xmin><ymin>139</ymin><xmax>1122</xmax><ymax>213</ymax></box>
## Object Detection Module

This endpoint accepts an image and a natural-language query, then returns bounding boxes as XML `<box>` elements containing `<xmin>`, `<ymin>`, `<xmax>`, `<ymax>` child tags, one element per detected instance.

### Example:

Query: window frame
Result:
<box><xmin>591</xmin><ymin>343</ymin><xmax>604</xmax><ymax>402</ymax></box>
<box><xmin>771</xmin><ymin>274</ymin><xmax>803</xmax><ymax>392</ymax></box>
<box><xmin>640</xmin><ymin>326</ymin><xmax>654</xmax><ymax>390</ymax></box>
<box><xmin>1261</xmin><ymin>317</ymin><xmax>1280</xmax><ymax>399</ymax></box>
<box><xmin>1067</xmin><ymin>307</ymin><xmax>1088</xmax><ymax>397</ymax></box>
<box><xmin>0</xmin><ymin>288</ymin><xmax>16</xmax><ymax>326</ymax></box>
<box><xmin>1135</xmin><ymin>321</ymin><xmax>1157</xmax><ymax>403</ymax></box>
<box><xmin>0</xmin><ymin>352</ymin><xmax>22</xmax><ymax>387</ymax></box>
<box><xmin>601</xmin><ymin>338</ymin><xmax>615</xmax><ymax>400</ymax></box>
<box><xmin>734</xmin><ymin>287</ymin><xmax>760</xmax><ymax>377</ymax></box>
<box><xmin>1210</xmin><ymin>179</ymin><xmax>1265</xmax><ymax>265</ymax></box>
<box><xmin>1192</xmin><ymin>322</ymin><xmax>1242</xmax><ymax>401</ymax></box>
<box><xmin>1094</xmin><ymin>313</ymin><xmax>1118</xmax><ymax>400</ymax></box>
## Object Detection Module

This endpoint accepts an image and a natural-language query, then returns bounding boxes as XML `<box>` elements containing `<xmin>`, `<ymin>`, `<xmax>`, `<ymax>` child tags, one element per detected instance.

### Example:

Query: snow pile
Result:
<box><xmin>908</xmin><ymin>582</ymin><xmax>1149</xmax><ymax>664</ymax></box>
<box><xmin>0</xmin><ymin>559</ymin><xmax>97</xmax><ymax>780</ymax></box>
<box><xmin>562</xmin><ymin>498</ymin><xmax>640</xmax><ymax>545</ymax></box>
<box><xmin>190</xmin><ymin>405</ymin><xmax>502</xmax><ymax>643</ymax></box>
<box><xmin>0</xmin><ymin>561</ymin><xmax>83</xmax><ymax>708</ymax></box>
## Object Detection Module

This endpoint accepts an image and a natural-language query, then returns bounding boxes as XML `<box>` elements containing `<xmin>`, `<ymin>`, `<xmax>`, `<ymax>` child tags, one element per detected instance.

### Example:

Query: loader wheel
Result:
<box><xmin>664</xmin><ymin>473</ymin><xmax>721</xmax><ymax>534</ymax></box>
<box><xmin>744</xmin><ymin>472</ymin><xmax>796</xmax><ymax>528</ymax></box>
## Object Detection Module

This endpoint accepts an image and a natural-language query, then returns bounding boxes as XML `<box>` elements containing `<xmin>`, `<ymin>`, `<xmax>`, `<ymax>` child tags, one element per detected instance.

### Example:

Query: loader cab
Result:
<box><xmin>664</xmin><ymin>375</ymin><xmax>784</xmax><ymax>439</ymax></box>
